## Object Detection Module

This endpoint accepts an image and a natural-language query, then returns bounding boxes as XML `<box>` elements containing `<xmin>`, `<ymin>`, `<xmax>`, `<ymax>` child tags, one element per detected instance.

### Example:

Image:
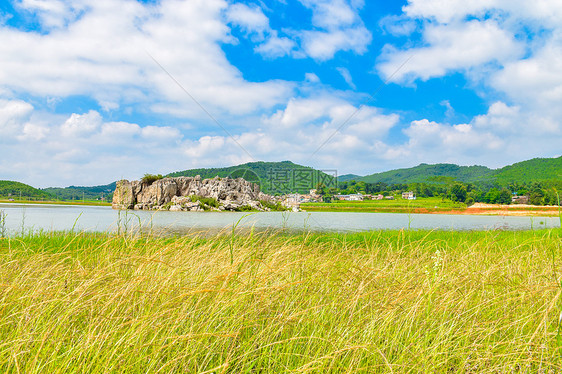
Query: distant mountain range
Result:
<box><xmin>1</xmin><ymin>156</ymin><xmax>560</xmax><ymax>200</ymax></box>
<box><xmin>355</xmin><ymin>156</ymin><xmax>562</xmax><ymax>186</ymax></box>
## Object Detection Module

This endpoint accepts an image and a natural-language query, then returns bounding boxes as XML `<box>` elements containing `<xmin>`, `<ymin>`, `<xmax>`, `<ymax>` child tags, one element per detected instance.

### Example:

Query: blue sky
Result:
<box><xmin>0</xmin><ymin>0</ymin><xmax>561</xmax><ymax>187</ymax></box>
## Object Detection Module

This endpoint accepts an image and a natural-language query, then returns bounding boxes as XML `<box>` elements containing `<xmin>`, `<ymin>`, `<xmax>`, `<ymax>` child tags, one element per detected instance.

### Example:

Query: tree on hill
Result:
<box><xmin>449</xmin><ymin>183</ymin><xmax>467</xmax><ymax>203</ymax></box>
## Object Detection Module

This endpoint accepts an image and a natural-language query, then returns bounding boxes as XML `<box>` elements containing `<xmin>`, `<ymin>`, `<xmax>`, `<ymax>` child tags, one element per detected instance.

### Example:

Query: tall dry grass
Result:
<box><xmin>0</xmin><ymin>228</ymin><xmax>561</xmax><ymax>372</ymax></box>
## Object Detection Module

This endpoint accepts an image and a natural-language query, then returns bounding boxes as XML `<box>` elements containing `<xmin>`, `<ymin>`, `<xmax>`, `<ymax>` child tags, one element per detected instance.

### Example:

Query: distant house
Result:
<box><xmin>285</xmin><ymin>194</ymin><xmax>301</xmax><ymax>205</ymax></box>
<box><xmin>335</xmin><ymin>194</ymin><xmax>364</xmax><ymax>201</ymax></box>
<box><xmin>402</xmin><ymin>191</ymin><xmax>416</xmax><ymax>200</ymax></box>
<box><xmin>284</xmin><ymin>193</ymin><xmax>323</xmax><ymax>205</ymax></box>
<box><xmin>512</xmin><ymin>195</ymin><xmax>529</xmax><ymax>204</ymax></box>
<box><xmin>384</xmin><ymin>196</ymin><xmax>394</xmax><ymax>200</ymax></box>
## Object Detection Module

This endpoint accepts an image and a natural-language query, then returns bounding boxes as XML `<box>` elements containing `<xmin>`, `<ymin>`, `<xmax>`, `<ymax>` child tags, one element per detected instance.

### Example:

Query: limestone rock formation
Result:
<box><xmin>112</xmin><ymin>176</ymin><xmax>282</xmax><ymax>212</ymax></box>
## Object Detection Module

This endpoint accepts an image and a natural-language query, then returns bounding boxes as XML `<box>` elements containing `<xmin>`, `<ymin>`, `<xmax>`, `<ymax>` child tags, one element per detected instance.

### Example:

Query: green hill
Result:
<box><xmin>167</xmin><ymin>161</ymin><xmax>337</xmax><ymax>194</ymax></box>
<box><xmin>0</xmin><ymin>181</ymin><xmax>54</xmax><ymax>200</ymax></box>
<box><xmin>338</xmin><ymin>174</ymin><xmax>362</xmax><ymax>182</ymax></box>
<box><xmin>494</xmin><ymin>156</ymin><xmax>562</xmax><ymax>185</ymax></box>
<box><xmin>360</xmin><ymin>163</ymin><xmax>494</xmax><ymax>184</ymax></box>
<box><xmin>358</xmin><ymin>156</ymin><xmax>562</xmax><ymax>187</ymax></box>
<box><xmin>43</xmin><ymin>182</ymin><xmax>116</xmax><ymax>202</ymax></box>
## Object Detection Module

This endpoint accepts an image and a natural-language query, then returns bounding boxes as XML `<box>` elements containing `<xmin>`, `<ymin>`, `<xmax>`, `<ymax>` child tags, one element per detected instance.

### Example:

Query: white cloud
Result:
<box><xmin>298</xmin><ymin>0</ymin><xmax>372</xmax><ymax>60</ymax></box>
<box><xmin>379</xmin><ymin>15</ymin><xmax>417</xmax><ymax>36</ymax></box>
<box><xmin>60</xmin><ymin>110</ymin><xmax>102</xmax><ymax>137</ymax></box>
<box><xmin>254</xmin><ymin>31</ymin><xmax>296</xmax><ymax>58</ymax></box>
<box><xmin>402</xmin><ymin>0</ymin><xmax>562</xmax><ymax>26</ymax></box>
<box><xmin>302</xmin><ymin>27</ymin><xmax>371</xmax><ymax>60</ymax></box>
<box><xmin>226</xmin><ymin>3</ymin><xmax>269</xmax><ymax>37</ymax></box>
<box><xmin>141</xmin><ymin>125</ymin><xmax>182</xmax><ymax>140</ymax></box>
<box><xmin>492</xmin><ymin>37</ymin><xmax>562</xmax><ymax>112</ymax></box>
<box><xmin>402</xmin><ymin>0</ymin><xmax>495</xmax><ymax>23</ymax></box>
<box><xmin>16</xmin><ymin>0</ymin><xmax>82</xmax><ymax>29</ymax></box>
<box><xmin>0</xmin><ymin>104</ymin><xmax>196</xmax><ymax>187</ymax></box>
<box><xmin>473</xmin><ymin>102</ymin><xmax>519</xmax><ymax>131</ymax></box>
<box><xmin>0</xmin><ymin>99</ymin><xmax>34</xmax><ymax>138</ymax></box>
<box><xmin>379</xmin><ymin>0</ymin><xmax>562</xmax><ymax>164</ymax></box>
<box><xmin>0</xmin><ymin>0</ymin><xmax>294</xmax><ymax>117</ymax></box>
<box><xmin>305</xmin><ymin>73</ymin><xmax>321</xmax><ymax>83</ymax></box>
<box><xmin>378</xmin><ymin>20</ymin><xmax>524</xmax><ymax>82</ymax></box>
<box><xmin>233</xmin><ymin>0</ymin><xmax>372</xmax><ymax>61</ymax></box>
<box><xmin>336</xmin><ymin>67</ymin><xmax>356</xmax><ymax>89</ymax></box>
<box><xmin>301</xmin><ymin>0</ymin><xmax>357</xmax><ymax>29</ymax></box>
<box><xmin>226</xmin><ymin>3</ymin><xmax>296</xmax><ymax>58</ymax></box>
<box><xmin>101</xmin><ymin>121</ymin><xmax>141</xmax><ymax>138</ymax></box>
<box><xmin>18</xmin><ymin>122</ymin><xmax>50</xmax><ymax>141</ymax></box>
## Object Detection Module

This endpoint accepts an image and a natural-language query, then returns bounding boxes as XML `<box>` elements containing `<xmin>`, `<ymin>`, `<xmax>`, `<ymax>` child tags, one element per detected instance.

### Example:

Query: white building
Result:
<box><xmin>402</xmin><ymin>191</ymin><xmax>416</xmax><ymax>200</ymax></box>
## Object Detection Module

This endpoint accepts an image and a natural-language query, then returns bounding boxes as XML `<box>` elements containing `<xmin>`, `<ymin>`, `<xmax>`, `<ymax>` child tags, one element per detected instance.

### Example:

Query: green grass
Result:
<box><xmin>1</xmin><ymin>228</ymin><xmax>562</xmax><ymax>372</ymax></box>
<box><xmin>303</xmin><ymin>197</ymin><xmax>466</xmax><ymax>212</ymax></box>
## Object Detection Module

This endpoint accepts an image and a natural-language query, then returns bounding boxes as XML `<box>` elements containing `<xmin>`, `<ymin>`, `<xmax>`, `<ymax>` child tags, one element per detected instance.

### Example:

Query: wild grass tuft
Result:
<box><xmin>0</xmin><ymin>228</ymin><xmax>561</xmax><ymax>372</ymax></box>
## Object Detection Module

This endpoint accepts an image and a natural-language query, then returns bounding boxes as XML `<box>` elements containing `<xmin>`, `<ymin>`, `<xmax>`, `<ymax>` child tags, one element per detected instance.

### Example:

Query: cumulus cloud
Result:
<box><xmin>16</xmin><ymin>0</ymin><xmax>83</xmax><ymax>29</ymax></box>
<box><xmin>60</xmin><ymin>111</ymin><xmax>102</xmax><ymax>137</ymax></box>
<box><xmin>2</xmin><ymin>0</ymin><xmax>562</xmax><ymax>185</ymax></box>
<box><xmin>0</xmin><ymin>0</ymin><xmax>294</xmax><ymax>117</ymax></box>
<box><xmin>226</xmin><ymin>2</ymin><xmax>297</xmax><ymax>58</ymax></box>
<box><xmin>0</xmin><ymin>104</ymin><xmax>191</xmax><ymax>187</ymax></box>
<box><xmin>378</xmin><ymin>20</ymin><xmax>524</xmax><ymax>82</ymax></box>
<box><xmin>226</xmin><ymin>3</ymin><xmax>269</xmax><ymax>37</ymax></box>
<box><xmin>0</xmin><ymin>99</ymin><xmax>34</xmax><ymax>137</ymax></box>
<box><xmin>375</xmin><ymin>0</ymin><xmax>562</xmax><ymax>168</ymax></box>
<box><xmin>228</xmin><ymin>0</ymin><xmax>372</xmax><ymax>61</ymax></box>
<box><xmin>298</xmin><ymin>0</ymin><xmax>372</xmax><ymax>60</ymax></box>
<box><xmin>254</xmin><ymin>31</ymin><xmax>296</xmax><ymax>59</ymax></box>
<box><xmin>492</xmin><ymin>37</ymin><xmax>562</xmax><ymax>112</ymax></box>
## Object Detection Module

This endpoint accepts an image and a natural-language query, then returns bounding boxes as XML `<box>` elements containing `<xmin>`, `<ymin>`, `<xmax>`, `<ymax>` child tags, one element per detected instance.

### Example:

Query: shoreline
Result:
<box><xmin>1</xmin><ymin>200</ymin><xmax>559</xmax><ymax>218</ymax></box>
<box><xmin>0</xmin><ymin>199</ymin><xmax>111</xmax><ymax>207</ymax></box>
<box><xmin>302</xmin><ymin>202</ymin><xmax>561</xmax><ymax>217</ymax></box>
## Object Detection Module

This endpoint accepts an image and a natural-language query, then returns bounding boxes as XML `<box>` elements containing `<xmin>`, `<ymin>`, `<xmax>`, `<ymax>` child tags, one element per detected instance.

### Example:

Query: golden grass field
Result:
<box><xmin>1</xmin><ymin>228</ymin><xmax>562</xmax><ymax>372</ymax></box>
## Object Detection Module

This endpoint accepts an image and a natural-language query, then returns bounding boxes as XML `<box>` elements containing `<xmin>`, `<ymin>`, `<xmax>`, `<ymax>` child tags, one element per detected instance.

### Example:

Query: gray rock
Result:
<box><xmin>112</xmin><ymin>180</ymin><xmax>135</xmax><ymax>209</ymax></box>
<box><xmin>112</xmin><ymin>175</ymin><xmax>282</xmax><ymax>212</ymax></box>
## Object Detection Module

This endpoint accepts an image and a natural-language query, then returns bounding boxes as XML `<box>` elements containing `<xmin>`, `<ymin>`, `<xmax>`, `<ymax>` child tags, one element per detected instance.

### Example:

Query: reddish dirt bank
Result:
<box><xmin>444</xmin><ymin>203</ymin><xmax>561</xmax><ymax>217</ymax></box>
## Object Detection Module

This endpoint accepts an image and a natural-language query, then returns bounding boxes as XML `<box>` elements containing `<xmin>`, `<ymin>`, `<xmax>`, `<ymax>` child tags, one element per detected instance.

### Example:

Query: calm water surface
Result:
<box><xmin>0</xmin><ymin>203</ymin><xmax>559</xmax><ymax>235</ymax></box>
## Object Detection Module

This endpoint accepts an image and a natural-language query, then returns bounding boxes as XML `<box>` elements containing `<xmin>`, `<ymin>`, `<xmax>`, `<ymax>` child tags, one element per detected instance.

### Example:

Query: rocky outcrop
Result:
<box><xmin>112</xmin><ymin>176</ymin><xmax>280</xmax><ymax>212</ymax></box>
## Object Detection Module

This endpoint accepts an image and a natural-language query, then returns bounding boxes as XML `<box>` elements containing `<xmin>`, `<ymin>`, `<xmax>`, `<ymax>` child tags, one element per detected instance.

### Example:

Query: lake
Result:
<box><xmin>1</xmin><ymin>203</ymin><xmax>559</xmax><ymax>236</ymax></box>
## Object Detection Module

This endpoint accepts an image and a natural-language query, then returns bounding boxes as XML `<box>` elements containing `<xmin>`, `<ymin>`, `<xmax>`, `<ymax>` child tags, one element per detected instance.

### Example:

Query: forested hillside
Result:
<box><xmin>494</xmin><ymin>156</ymin><xmax>562</xmax><ymax>185</ymax></box>
<box><xmin>43</xmin><ymin>182</ymin><xmax>116</xmax><ymax>201</ymax></box>
<box><xmin>0</xmin><ymin>181</ymin><xmax>54</xmax><ymax>200</ymax></box>
<box><xmin>360</xmin><ymin>164</ymin><xmax>494</xmax><ymax>184</ymax></box>
<box><xmin>357</xmin><ymin>156</ymin><xmax>562</xmax><ymax>187</ymax></box>
<box><xmin>167</xmin><ymin>161</ymin><xmax>336</xmax><ymax>194</ymax></box>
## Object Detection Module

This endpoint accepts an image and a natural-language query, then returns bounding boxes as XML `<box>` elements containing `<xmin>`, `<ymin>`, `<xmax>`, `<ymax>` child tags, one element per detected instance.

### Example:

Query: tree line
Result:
<box><xmin>322</xmin><ymin>180</ymin><xmax>561</xmax><ymax>206</ymax></box>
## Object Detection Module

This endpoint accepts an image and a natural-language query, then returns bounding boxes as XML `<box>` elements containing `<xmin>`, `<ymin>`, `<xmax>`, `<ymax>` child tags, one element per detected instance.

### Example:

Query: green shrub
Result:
<box><xmin>260</xmin><ymin>200</ymin><xmax>288</xmax><ymax>211</ymax></box>
<box><xmin>190</xmin><ymin>195</ymin><xmax>219</xmax><ymax>209</ymax></box>
<box><xmin>141</xmin><ymin>174</ymin><xmax>163</xmax><ymax>185</ymax></box>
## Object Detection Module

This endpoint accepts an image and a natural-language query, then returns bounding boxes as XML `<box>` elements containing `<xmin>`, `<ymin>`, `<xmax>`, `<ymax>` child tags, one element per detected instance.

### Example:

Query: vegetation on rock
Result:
<box><xmin>140</xmin><ymin>174</ymin><xmax>163</xmax><ymax>185</ymax></box>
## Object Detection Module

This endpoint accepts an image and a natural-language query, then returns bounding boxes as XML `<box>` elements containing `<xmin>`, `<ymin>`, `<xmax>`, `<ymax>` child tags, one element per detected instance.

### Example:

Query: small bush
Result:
<box><xmin>260</xmin><ymin>200</ymin><xmax>288</xmax><ymax>211</ymax></box>
<box><xmin>190</xmin><ymin>195</ymin><xmax>220</xmax><ymax>209</ymax></box>
<box><xmin>141</xmin><ymin>174</ymin><xmax>163</xmax><ymax>185</ymax></box>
